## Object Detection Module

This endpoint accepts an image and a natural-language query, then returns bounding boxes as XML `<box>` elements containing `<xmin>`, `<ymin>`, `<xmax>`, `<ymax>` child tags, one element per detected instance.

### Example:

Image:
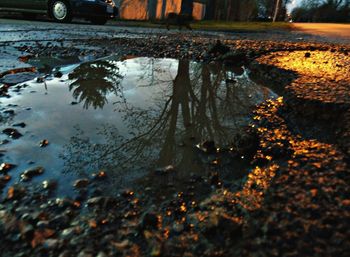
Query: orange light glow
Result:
<box><xmin>119</xmin><ymin>0</ymin><xmax>205</xmax><ymax>20</ymax></box>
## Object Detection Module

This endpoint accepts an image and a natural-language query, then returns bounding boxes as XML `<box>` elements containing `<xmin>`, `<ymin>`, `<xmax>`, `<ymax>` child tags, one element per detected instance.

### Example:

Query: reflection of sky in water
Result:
<box><xmin>0</xmin><ymin>57</ymin><xmax>276</xmax><ymax>195</ymax></box>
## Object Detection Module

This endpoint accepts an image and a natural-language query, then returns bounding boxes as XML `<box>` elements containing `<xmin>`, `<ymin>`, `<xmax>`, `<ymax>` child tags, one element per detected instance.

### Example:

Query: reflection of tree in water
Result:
<box><xmin>68</xmin><ymin>60</ymin><xmax>124</xmax><ymax>109</ymax></box>
<box><xmin>62</xmin><ymin>58</ymin><xmax>274</xmax><ymax>192</ymax></box>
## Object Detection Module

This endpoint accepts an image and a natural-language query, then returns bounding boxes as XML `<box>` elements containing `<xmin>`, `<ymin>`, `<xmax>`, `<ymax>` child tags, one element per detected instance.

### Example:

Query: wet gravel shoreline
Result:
<box><xmin>1</xmin><ymin>31</ymin><xmax>350</xmax><ymax>256</ymax></box>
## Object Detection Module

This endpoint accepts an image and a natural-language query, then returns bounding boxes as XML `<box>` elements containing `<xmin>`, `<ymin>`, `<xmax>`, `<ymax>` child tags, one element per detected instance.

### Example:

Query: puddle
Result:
<box><xmin>0</xmin><ymin>57</ymin><xmax>277</xmax><ymax>199</ymax></box>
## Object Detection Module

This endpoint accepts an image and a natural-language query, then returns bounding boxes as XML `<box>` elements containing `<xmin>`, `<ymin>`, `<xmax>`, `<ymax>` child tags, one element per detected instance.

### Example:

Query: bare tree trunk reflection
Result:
<box><xmin>62</xmin><ymin>58</ymin><xmax>276</xmax><ymax>196</ymax></box>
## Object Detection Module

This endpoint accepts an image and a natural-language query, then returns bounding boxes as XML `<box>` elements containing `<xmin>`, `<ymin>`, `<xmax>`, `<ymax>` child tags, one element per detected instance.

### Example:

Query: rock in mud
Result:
<box><xmin>20</xmin><ymin>223</ymin><xmax>34</xmax><ymax>240</ymax></box>
<box><xmin>13</xmin><ymin>122</ymin><xmax>26</xmax><ymax>128</ymax></box>
<box><xmin>61</xmin><ymin>227</ymin><xmax>78</xmax><ymax>240</ymax></box>
<box><xmin>43</xmin><ymin>239</ymin><xmax>60</xmax><ymax>249</ymax></box>
<box><xmin>42</xmin><ymin>180</ymin><xmax>57</xmax><ymax>191</ymax></box>
<box><xmin>0</xmin><ymin>72</ymin><xmax>38</xmax><ymax>86</ymax></box>
<box><xmin>49</xmin><ymin>214</ymin><xmax>71</xmax><ymax>229</ymax></box>
<box><xmin>96</xmin><ymin>252</ymin><xmax>108</xmax><ymax>257</ymax></box>
<box><xmin>121</xmin><ymin>189</ymin><xmax>135</xmax><ymax>198</ymax></box>
<box><xmin>91</xmin><ymin>170</ymin><xmax>107</xmax><ymax>180</ymax></box>
<box><xmin>73</xmin><ymin>179</ymin><xmax>89</xmax><ymax>189</ymax></box>
<box><xmin>20</xmin><ymin>167</ymin><xmax>44</xmax><ymax>181</ymax></box>
<box><xmin>0</xmin><ymin>163</ymin><xmax>16</xmax><ymax>174</ymax></box>
<box><xmin>141</xmin><ymin>212</ymin><xmax>161</xmax><ymax>230</ymax></box>
<box><xmin>0</xmin><ymin>139</ymin><xmax>10</xmax><ymax>145</ymax></box>
<box><xmin>202</xmin><ymin>211</ymin><xmax>243</xmax><ymax>240</ymax></box>
<box><xmin>54</xmin><ymin>71</ymin><xmax>63</xmax><ymax>78</ymax></box>
<box><xmin>155</xmin><ymin>165</ymin><xmax>175</xmax><ymax>175</ymax></box>
<box><xmin>39</xmin><ymin>139</ymin><xmax>49</xmax><ymax>147</ymax></box>
<box><xmin>209</xmin><ymin>172</ymin><xmax>220</xmax><ymax>186</ymax></box>
<box><xmin>196</xmin><ymin>140</ymin><xmax>217</xmax><ymax>154</ymax></box>
<box><xmin>3</xmin><ymin>109</ymin><xmax>15</xmax><ymax>115</ymax></box>
<box><xmin>0</xmin><ymin>84</ymin><xmax>10</xmax><ymax>97</ymax></box>
<box><xmin>55</xmin><ymin>198</ymin><xmax>81</xmax><ymax>209</ymax></box>
<box><xmin>0</xmin><ymin>174</ymin><xmax>11</xmax><ymax>187</ymax></box>
<box><xmin>222</xmin><ymin>51</ymin><xmax>248</xmax><ymax>66</ymax></box>
<box><xmin>87</xmin><ymin>196</ymin><xmax>117</xmax><ymax>209</ymax></box>
<box><xmin>208</xmin><ymin>40</ymin><xmax>230</xmax><ymax>56</ymax></box>
<box><xmin>77</xmin><ymin>249</ymin><xmax>94</xmax><ymax>257</ymax></box>
<box><xmin>2</xmin><ymin>128</ymin><xmax>23</xmax><ymax>139</ymax></box>
<box><xmin>172</xmin><ymin>222</ymin><xmax>184</xmax><ymax>233</ymax></box>
<box><xmin>36</xmin><ymin>77</ymin><xmax>45</xmax><ymax>83</ymax></box>
<box><xmin>7</xmin><ymin>185</ymin><xmax>26</xmax><ymax>200</ymax></box>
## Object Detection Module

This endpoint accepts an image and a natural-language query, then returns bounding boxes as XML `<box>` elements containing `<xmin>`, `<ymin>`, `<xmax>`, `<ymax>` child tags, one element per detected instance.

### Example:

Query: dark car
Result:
<box><xmin>0</xmin><ymin>0</ymin><xmax>118</xmax><ymax>25</ymax></box>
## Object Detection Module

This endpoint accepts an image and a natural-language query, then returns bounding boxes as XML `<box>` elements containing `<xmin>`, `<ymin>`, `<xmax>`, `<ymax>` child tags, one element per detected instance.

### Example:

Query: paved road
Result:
<box><xmin>292</xmin><ymin>23</ymin><xmax>350</xmax><ymax>40</ymax></box>
<box><xmin>1</xmin><ymin>17</ymin><xmax>349</xmax><ymax>74</ymax></box>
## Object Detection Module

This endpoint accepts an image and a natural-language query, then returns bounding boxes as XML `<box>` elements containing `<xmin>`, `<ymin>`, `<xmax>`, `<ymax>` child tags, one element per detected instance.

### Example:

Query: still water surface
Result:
<box><xmin>0</xmin><ymin>57</ymin><xmax>276</xmax><ymax>197</ymax></box>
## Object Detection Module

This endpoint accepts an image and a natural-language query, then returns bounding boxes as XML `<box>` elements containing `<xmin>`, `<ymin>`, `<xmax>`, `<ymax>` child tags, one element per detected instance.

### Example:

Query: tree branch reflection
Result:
<box><xmin>62</xmin><ymin>58</ymin><xmax>275</xmax><ymax>192</ymax></box>
<box><xmin>68</xmin><ymin>60</ymin><xmax>124</xmax><ymax>109</ymax></box>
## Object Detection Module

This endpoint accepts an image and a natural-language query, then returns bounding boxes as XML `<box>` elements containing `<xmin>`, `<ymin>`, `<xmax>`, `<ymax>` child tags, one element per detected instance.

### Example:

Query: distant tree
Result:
<box><xmin>272</xmin><ymin>0</ymin><xmax>281</xmax><ymax>21</ymax></box>
<box><xmin>203</xmin><ymin>0</ymin><xmax>258</xmax><ymax>21</ymax></box>
<box><xmin>147</xmin><ymin>0</ymin><xmax>157</xmax><ymax>20</ymax></box>
<box><xmin>234</xmin><ymin>0</ymin><xmax>259</xmax><ymax>21</ymax></box>
<box><xmin>180</xmin><ymin>0</ymin><xmax>194</xmax><ymax>15</ymax></box>
<box><xmin>204</xmin><ymin>0</ymin><xmax>218</xmax><ymax>19</ymax></box>
<box><xmin>291</xmin><ymin>0</ymin><xmax>350</xmax><ymax>21</ymax></box>
<box><xmin>161</xmin><ymin>0</ymin><xmax>167</xmax><ymax>19</ymax></box>
<box><xmin>258</xmin><ymin>0</ymin><xmax>290</xmax><ymax>21</ymax></box>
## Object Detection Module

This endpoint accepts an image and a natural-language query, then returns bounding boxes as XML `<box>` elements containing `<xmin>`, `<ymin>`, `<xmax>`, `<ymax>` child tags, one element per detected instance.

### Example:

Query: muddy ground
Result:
<box><xmin>0</xmin><ymin>19</ymin><xmax>350</xmax><ymax>257</ymax></box>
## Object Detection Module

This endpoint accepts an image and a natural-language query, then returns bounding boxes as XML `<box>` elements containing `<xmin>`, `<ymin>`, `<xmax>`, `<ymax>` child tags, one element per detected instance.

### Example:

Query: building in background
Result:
<box><xmin>114</xmin><ymin>0</ymin><xmax>206</xmax><ymax>20</ymax></box>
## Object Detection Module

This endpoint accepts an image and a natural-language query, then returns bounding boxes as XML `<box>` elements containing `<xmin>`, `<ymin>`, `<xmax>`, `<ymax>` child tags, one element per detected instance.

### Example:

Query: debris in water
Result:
<box><xmin>20</xmin><ymin>167</ymin><xmax>45</xmax><ymax>181</ymax></box>
<box><xmin>2</xmin><ymin>128</ymin><xmax>23</xmax><ymax>139</ymax></box>
<box><xmin>0</xmin><ymin>162</ymin><xmax>16</xmax><ymax>173</ymax></box>
<box><xmin>196</xmin><ymin>140</ymin><xmax>217</xmax><ymax>154</ymax></box>
<box><xmin>13</xmin><ymin>122</ymin><xmax>26</xmax><ymax>128</ymax></box>
<box><xmin>73</xmin><ymin>179</ymin><xmax>89</xmax><ymax>189</ymax></box>
<box><xmin>39</xmin><ymin>139</ymin><xmax>49</xmax><ymax>147</ymax></box>
<box><xmin>155</xmin><ymin>165</ymin><xmax>175</xmax><ymax>175</ymax></box>
<box><xmin>92</xmin><ymin>170</ymin><xmax>107</xmax><ymax>180</ymax></box>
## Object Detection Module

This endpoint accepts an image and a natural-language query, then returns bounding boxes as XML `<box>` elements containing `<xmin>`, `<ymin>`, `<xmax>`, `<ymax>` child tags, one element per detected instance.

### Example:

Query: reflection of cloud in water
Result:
<box><xmin>62</xmin><ymin>57</ymin><xmax>276</xmax><ymax>189</ymax></box>
<box><xmin>0</xmin><ymin>56</ymin><xmax>277</xmax><ymax>196</ymax></box>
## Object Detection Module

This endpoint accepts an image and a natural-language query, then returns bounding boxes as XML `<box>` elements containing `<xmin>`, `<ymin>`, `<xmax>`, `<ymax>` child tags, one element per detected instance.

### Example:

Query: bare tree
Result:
<box><xmin>161</xmin><ymin>0</ymin><xmax>167</xmax><ymax>19</ymax></box>
<box><xmin>273</xmin><ymin>0</ymin><xmax>281</xmax><ymax>21</ymax></box>
<box><xmin>180</xmin><ymin>0</ymin><xmax>194</xmax><ymax>15</ymax></box>
<box><xmin>147</xmin><ymin>0</ymin><xmax>158</xmax><ymax>20</ymax></box>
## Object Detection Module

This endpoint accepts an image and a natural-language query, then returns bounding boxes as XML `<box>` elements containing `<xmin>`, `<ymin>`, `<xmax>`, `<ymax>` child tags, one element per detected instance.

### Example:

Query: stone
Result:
<box><xmin>73</xmin><ymin>179</ymin><xmax>89</xmax><ymax>188</ymax></box>
<box><xmin>0</xmin><ymin>163</ymin><xmax>16</xmax><ymax>174</ymax></box>
<box><xmin>13</xmin><ymin>122</ymin><xmax>26</xmax><ymax>128</ymax></box>
<box><xmin>20</xmin><ymin>224</ymin><xmax>34</xmax><ymax>240</ymax></box>
<box><xmin>208</xmin><ymin>40</ymin><xmax>230</xmax><ymax>56</ymax></box>
<box><xmin>196</xmin><ymin>140</ymin><xmax>217</xmax><ymax>154</ymax></box>
<box><xmin>141</xmin><ymin>212</ymin><xmax>160</xmax><ymax>230</ymax></box>
<box><xmin>7</xmin><ymin>185</ymin><xmax>26</xmax><ymax>200</ymax></box>
<box><xmin>39</xmin><ymin>139</ymin><xmax>49</xmax><ymax>147</ymax></box>
<box><xmin>155</xmin><ymin>165</ymin><xmax>175</xmax><ymax>175</ymax></box>
<box><xmin>0</xmin><ymin>72</ymin><xmax>38</xmax><ymax>86</ymax></box>
<box><xmin>96</xmin><ymin>252</ymin><xmax>108</xmax><ymax>257</ymax></box>
<box><xmin>21</xmin><ymin>167</ymin><xmax>44</xmax><ymax>181</ymax></box>
<box><xmin>43</xmin><ymin>239</ymin><xmax>59</xmax><ymax>249</ymax></box>
<box><xmin>42</xmin><ymin>180</ymin><xmax>57</xmax><ymax>191</ymax></box>
<box><xmin>2</xmin><ymin>128</ymin><xmax>22</xmax><ymax>139</ymax></box>
<box><xmin>61</xmin><ymin>227</ymin><xmax>76</xmax><ymax>239</ymax></box>
<box><xmin>77</xmin><ymin>250</ymin><xmax>94</xmax><ymax>257</ymax></box>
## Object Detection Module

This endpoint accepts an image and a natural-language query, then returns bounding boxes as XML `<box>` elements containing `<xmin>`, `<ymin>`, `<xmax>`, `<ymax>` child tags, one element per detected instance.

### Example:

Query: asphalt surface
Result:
<box><xmin>292</xmin><ymin>22</ymin><xmax>350</xmax><ymax>40</ymax></box>
<box><xmin>0</xmin><ymin>17</ymin><xmax>349</xmax><ymax>75</ymax></box>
